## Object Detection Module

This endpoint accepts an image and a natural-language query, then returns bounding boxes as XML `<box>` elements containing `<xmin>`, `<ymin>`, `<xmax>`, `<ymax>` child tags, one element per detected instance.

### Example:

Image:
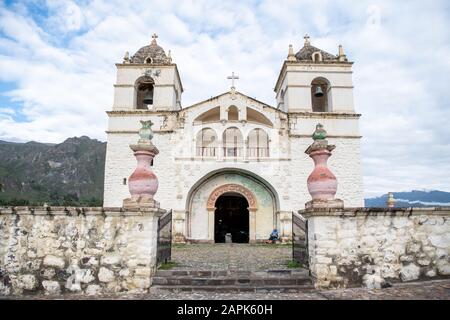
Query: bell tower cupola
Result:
<box><xmin>112</xmin><ymin>33</ymin><xmax>183</xmax><ymax>112</ymax></box>
<box><xmin>274</xmin><ymin>35</ymin><xmax>354</xmax><ymax>113</ymax></box>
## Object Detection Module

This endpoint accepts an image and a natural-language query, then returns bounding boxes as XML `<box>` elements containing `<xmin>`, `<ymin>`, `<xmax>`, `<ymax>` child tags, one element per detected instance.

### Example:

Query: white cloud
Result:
<box><xmin>0</xmin><ymin>0</ymin><xmax>449</xmax><ymax>197</ymax></box>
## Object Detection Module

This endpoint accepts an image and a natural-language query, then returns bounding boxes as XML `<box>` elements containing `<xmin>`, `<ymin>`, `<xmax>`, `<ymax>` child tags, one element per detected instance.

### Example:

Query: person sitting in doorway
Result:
<box><xmin>265</xmin><ymin>229</ymin><xmax>279</xmax><ymax>244</ymax></box>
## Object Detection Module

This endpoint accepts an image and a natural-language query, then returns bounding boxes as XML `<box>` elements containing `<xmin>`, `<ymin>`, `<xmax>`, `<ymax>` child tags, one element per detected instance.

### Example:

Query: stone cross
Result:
<box><xmin>304</xmin><ymin>34</ymin><xmax>310</xmax><ymax>46</ymax></box>
<box><xmin>151</xmin><ymin>33</ymin><xmax>158</xmax><ymax>44</ymax></box>
<box><xmin>227</xmin><ymin>72</ymin><xmax>239</xmax><ymax>89</ymax></box>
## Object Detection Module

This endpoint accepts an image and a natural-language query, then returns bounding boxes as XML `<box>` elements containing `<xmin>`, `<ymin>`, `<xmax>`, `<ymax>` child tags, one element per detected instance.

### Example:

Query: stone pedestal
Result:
<box><xmin>122</xmin><ymin>120</ymin><xmax>161</xmax><ymax>210</ymax></box>
<box><xmin>277</xmin><ymin>211</ymin><xmax>293</xmax><ymax>242</ymax></box>
<box><xmin>304</xmin><ymin>123</ymin><xmax>343</xmax><ymax>209</ymax></box>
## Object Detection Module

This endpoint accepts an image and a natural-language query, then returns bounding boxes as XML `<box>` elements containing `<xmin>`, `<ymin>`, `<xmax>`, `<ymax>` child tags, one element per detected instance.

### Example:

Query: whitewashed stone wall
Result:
<box><xmin>301</xmin><ymin>207</ymin><xmax>450</xmax><ymax>289</ymax></box>
<box><xmin>0</xmin><ymin>206</ymin><xmax>163</xmax><ymax>296</ymax></box>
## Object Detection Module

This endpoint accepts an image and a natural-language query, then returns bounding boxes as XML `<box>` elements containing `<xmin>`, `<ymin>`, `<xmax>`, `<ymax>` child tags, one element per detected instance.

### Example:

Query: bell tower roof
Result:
<box><xmin>130</xmin><ymin>33</ymin><xmax>171</xmax><ymax>64</ymax></box>
<box><xmin>293</xmin><ymin>34</ymin><xmax>349</xmax><ymax>63</ymax></box>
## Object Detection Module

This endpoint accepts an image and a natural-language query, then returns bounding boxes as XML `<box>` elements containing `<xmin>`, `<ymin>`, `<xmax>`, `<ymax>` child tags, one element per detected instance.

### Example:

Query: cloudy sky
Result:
<box><xmin>0</xmin><ymin>0</ymin><xmax>449</xmax><ymax>197</ymax></box>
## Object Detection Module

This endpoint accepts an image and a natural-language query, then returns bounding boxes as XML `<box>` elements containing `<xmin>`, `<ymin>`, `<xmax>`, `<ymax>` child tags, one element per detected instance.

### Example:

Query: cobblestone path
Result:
<box><xmin>4</xmin><ymin>280</ymin><xmax>449</xmax><ymax>300</ymax></box>
<box><xmin>171</xmin><ymin>243</ymin><xmax>293</xmax><ymax>271</ymax></box>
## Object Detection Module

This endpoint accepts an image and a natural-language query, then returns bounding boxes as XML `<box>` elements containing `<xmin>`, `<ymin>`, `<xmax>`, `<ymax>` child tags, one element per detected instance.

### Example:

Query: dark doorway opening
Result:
<box><xmin>214</xmin><ymin>193</ymin><xmax>249</xmax><ymax>243</ymax></box>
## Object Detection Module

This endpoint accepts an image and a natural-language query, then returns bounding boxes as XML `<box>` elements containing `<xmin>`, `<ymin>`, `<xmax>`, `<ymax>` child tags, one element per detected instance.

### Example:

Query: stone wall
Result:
<box><xmin>301</xmin><ymin>207</ymin><xmax>450</xmax><ymax>289</ymax></box>
<box><xmin>0</xmin><ymin>206</ymin><xmax>164</xmax><ymax>296</ymax></box>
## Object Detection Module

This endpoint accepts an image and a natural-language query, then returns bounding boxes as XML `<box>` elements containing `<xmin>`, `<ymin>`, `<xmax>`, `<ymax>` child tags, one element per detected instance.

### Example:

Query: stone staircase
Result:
<box><xmin>150</xmin><ymin>269</ymin><xmax>314</xmax><ymax>293</ymax></box>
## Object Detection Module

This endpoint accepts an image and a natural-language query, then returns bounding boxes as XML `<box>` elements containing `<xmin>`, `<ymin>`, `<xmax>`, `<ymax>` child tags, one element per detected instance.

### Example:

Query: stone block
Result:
<box><xmin>101</xmin><ymin>254</ymin><xmax>122</xmax><ymax>266</ymax></box>
<box><xmin>98</xmin><ymin>267</ymin><xmax>115</xmax><ymax>283</ymax></box>
<box><xmin>400</xmin><ymin>264</ymin><xmax>420</xmax><ymax>282</ymax></box>
<box><xmin>18</xmin><ymin>274</ymin><xmax>37</xmax><ymax>290</ymax></box>
<box><xmin>40</xmin><ymin>268</ymin><xmax>56</xmax><ymax>280</ymax></box>
<box><xmin>42</xmin><ymin>280</ymin><xmax>60</xmax><ymax>295</ymax></box>
<box><xmin>85</xmin><ymin>284</ymin><xmax>102</xmax><ymax>295</ymax></box>
<box><xmin>43</xmin><ymin>255</ymin><xmax>65</xmax><ymax>269</ymax></box>
<box><xmin>362</xmin><ymin>273</ymin><xmax>384</xmax><ymax>289</ymax></box>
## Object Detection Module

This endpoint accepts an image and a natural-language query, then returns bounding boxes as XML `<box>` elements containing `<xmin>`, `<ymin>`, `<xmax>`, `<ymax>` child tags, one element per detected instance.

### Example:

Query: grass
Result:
<box><xmin>287</xmin><ymin>260</ymin><xmax>302</xmax><ymax>269</ymax></box>
<box><xmin>158</xmin><ymin>261</ymin><xmax>177</xmax><ymax>270</ymax></box>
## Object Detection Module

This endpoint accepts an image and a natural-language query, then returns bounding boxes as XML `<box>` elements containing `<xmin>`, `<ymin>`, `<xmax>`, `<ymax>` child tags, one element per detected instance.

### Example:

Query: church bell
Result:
<box><xmin>314</xmin><ymin>86</ymin><xmax>324</xmax><ymax>97</ymax></box>
<box><xmin>143</xmin><ymin>91</ymin><xmax>153</xmax><ymax>105</ymax></box>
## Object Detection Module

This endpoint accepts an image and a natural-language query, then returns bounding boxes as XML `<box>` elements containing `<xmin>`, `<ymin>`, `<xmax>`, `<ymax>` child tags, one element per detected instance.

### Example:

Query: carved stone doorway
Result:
<box><xmin>214</xmin><ymin>194</ymin><xmax>249</xmax><ymax>243</ymax></box>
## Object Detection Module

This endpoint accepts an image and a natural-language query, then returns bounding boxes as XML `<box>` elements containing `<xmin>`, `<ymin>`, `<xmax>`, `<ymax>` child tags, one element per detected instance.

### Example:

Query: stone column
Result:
<box><xmin>123</xmin><ymin>120</ymin><xmax>161</xmax><ymax>209</ymax></box>
<box><xmin>173</xmin><ymin>210</ymin><xmax>187</xmax><ymax>243</ymax></box>
<box><xmin>122</xmin><ymin>120</ymin><xmax>166</xmax><ymax>284</ymax></box>
<box><xmin>304</xmin><ymin>123</ymin><xmax>343</xmax><ymax>209</ymax></box>
<box><xmin>278</xmin><ymin>211</ymin><xmax>292</xmax><ymax>242</ymax></box>
<box><xmin>207</xmin><ymin>208</ymin><xmax>215</xmax><ymax>243</ymax></box>
<box><xmin>249</xmin><ymin>209</ymin><xmax>257</xmax><ymax>243</ymax></box>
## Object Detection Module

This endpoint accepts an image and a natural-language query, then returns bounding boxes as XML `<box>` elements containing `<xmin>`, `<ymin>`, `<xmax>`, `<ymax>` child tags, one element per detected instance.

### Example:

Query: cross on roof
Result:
<box><xmin>227</xmin><ymin>71</ymin><xmax>239</xmax><ymax>89</ymax></box>
<box><xmin>151</xmin><ymin>33</ymin><xmax>158</xmax><ymax>44</ymax></box>
<box><xmin>304</xmin><ymin>34</ymin><xmax>310</xmax><ymax>45</ymax></box>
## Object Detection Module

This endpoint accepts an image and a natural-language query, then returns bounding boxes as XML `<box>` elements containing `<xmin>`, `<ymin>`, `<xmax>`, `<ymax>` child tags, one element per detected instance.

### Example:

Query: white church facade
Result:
<box><xmin>103</xmin><ymin>34</ymin><xmax>364</xmax><ymax>243</ymax></box>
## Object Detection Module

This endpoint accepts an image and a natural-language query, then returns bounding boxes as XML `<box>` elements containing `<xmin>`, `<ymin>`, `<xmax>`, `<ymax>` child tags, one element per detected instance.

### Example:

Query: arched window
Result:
<box><xmin>227</xmin><ymin>106</ymin><xmax>239</xmax><ymax>121</ymax></box>
<box><xmin>312</xmin><ymin>51</ymin><xmax>323</xmax><ymax>62</ymax></box>
<box><xmin>135</xmin><ymin>76</ymin><xmax>154</xmax><ymax>109</ymax></box>
<box><xmin>311</xmin><ymin>77</ymin><xmax>330</xmax><ymax>112</ymax></box>
<box><xmin>223</xmin><ymin>127</ymin><xmax>243</xmax><ymax>157</ymax></box>
<box><xmin>248</xmin><ymin>129</ymin><xmax>269</xmax><ymax>158</ymax></box>
<box><xmin>196</xmin><ymin>128</ymin><xmax>217</xmax><ymax>157</ymax></box>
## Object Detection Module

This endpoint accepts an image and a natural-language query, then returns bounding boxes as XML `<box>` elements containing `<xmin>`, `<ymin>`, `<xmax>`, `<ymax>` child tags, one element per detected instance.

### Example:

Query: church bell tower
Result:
<box><xmin>112</xmin><ymin>33</ymin><xmax>183</xmax><ymax>111</ymax></box>
<box><xmin>274</xmin><ymin>35</ymin><xmax>354</xmax><ymax>113</ymax></box>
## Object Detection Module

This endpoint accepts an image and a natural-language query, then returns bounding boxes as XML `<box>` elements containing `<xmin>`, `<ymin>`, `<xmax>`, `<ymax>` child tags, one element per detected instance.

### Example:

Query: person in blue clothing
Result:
<box><xmin>266</xmin><ymin>228</ymin><xmax>279</xmax><ymax>244</ymax></box>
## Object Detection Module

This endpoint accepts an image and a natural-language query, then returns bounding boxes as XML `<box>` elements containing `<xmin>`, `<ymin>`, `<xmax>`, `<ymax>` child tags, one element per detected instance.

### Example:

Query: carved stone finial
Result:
<box><xmin>167</xmin><ymin>50</ymin><xmax>172</xmax><ymax>63</ymax></box>
<box><xmin>123</xmin><ymin>51</ymin><xmax>130</xmax><ymax>63</ymax></box>
<box><xmin>138</xmin><ymin>120</ymin><xmax>154</xmax><ymax>142</ymax></box>
<box><xmin>305</xmin><ymin>123</ymin><xmax>343</xmax><ymax>209</ymax></box>
<box><xmin>387</xmin><ymin>192</ymin><xmax>395</xmax><ymax>208</ymax></box>
<box><xmin>287</xmin><ymin>44</ymin><xmax>296</xmax><ymax>62</ymax></box>
<box><xmin>312</xmin><ymin>123</ymin><xmax>327</xmax><ymax>140</ymax></box>
<box><xmin>338</xmin><ymin>44</ymin><xmax>347</xmax><ymax>62</ymax></box>
<box><xmin>123</xmin><ymin>120</ymin><xmax>160</xmax><ymax>209</ymax></box>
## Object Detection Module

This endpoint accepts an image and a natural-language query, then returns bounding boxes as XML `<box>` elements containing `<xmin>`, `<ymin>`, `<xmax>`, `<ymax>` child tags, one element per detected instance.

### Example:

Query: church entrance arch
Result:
<box><xmin>186</xmin><ymin>169</ymin><xmax>279</xmax><ymax>243</ymax></box>
<box><xmin>214</xmin><ymin>193</ymin><xmax>249</xmax><ymax>243</ymax></box>
<box><xmin>207</xmin><ymin>184</ymin><xmax>257</xmax><ymax>243</ymax></box>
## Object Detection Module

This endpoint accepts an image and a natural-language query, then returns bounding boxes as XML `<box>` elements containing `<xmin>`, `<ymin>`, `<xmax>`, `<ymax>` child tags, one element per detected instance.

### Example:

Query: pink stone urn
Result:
<box><xmin>305</xmin><ymin>124</ymin><xmax>338</xmax><ymax>201</ymax></box>
<box><xmin>126</xmin><ymin>120</ymin><xmax>160</xmax><ymax>205</ymax></box>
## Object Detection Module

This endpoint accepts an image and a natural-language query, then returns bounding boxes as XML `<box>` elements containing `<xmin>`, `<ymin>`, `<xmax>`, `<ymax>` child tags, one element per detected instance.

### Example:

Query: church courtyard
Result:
<box><xmin>170</xmin><ymin>243</ymin><xmax>293</xmax><ymax>271</ymax></box>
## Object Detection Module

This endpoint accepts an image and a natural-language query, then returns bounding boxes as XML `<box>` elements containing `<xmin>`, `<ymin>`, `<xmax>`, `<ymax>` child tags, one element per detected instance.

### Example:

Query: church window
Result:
<box><xmin>248</xmin><ymin>129</ymin><xmax>269</xmax><ymax>158</ymax></box>
<box><xmin>145</xmin><ymin>56</ymin><xmax>153</xmax><ymax>64</ymax></box>
<box><xmin>311</xmin><ymin>77</ymin><xmax>330</xmax><ymax>112</ymax></box>
<box><xmin>312</xmin><ymin>52</ymin><xmax>323</xmax><ymax>62</ymax></box>
<box><xmin>135</xmin><ymin>76</ymin><xmax>154</xmax><ymax>109</ymax></box>
<box><xmin>246</xmin><ymin>107</ymin><xmax>273</xmax><ymax>127</ymax></box>
<box><xmin>196</xmin><ymin>128</ymin><xmax>217</xmax><ymax>157</ymax></box>
<box><xmin>227</xmin><ymin>106</ymin><xmax>239</xmax><ymax>121</ymax></box>
<box><xmin>223</xmin><ymin>127</ymin><xmax>243</xmax><ymax>157</ymax></box>
<box><xmin>123</xmin><ymin>178</ymin><xmax>127</xmax><ymax>185</ymax></box>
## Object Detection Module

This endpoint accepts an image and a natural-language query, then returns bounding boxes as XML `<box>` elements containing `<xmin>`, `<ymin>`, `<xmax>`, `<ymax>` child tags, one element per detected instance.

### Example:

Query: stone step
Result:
<box><xmin>154</xmin><ymin>269</ymin><xmax>309</xmax><ymax>278</ymax></box>
<box><xmin>152</xmin><ymin>276</ymin><xmax>311</xmax><ymax>286</ymax></box>
<box><xmin>150</xmin><ymin>284</ymin><xmax>314</xmax><ymax>293</ymax></box>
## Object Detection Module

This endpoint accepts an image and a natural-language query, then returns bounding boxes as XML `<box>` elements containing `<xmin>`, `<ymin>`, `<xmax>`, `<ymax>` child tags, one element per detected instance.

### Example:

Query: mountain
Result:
<box><xmin>365</xmin><ymin>190</ymin><xmax>450</xmax><ymax>208</ymax></box>
<box><xmin>0</xmin><ymin>136</ymin><xmax>106</xmax><ymax>206</ymax></box>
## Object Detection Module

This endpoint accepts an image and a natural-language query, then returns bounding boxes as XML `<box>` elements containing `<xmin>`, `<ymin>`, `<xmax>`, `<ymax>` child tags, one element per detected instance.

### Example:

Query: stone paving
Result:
<box><xmin>171</xmin><ymin>243</ymin><xmax>293</xmax><ymax>271</ymax></box>
<box><xmin>1</xmin><ymin>244</ymin><xmax>449</xmax><ymax>300</ymax></box>
<box><xmin>3</xmin><ymin>279</ymin><xmax>449</xmax><ymax>300</ymax></box>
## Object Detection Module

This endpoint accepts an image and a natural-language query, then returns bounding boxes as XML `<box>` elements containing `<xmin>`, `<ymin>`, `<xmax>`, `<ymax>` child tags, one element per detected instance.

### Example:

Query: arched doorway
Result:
<box><xmin>186</xmin><ymin>168</ymin><xmax>280</xmax><ymax>243</ymax></box>
<box><xmin>214</xmin><ymin>193</ymin><xmax>249</xmax><ymax>243</ymax></box>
